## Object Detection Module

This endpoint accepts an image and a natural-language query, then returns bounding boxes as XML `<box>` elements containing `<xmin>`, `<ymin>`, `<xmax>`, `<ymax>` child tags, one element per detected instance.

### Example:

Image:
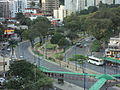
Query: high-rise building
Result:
<box><xmin>9</xmin><ymin>0</ymin><xmax>26</xmax><ymax>17</ymax></box>
<box><xmin>65</xmin><ymin>0</ymin><xmax>120</xmax><ymax>13</ymax></box>
<box><xmin>9</xmin><ymin>0</ymin><xmax>40</xmax><ymax>18</ymax></box>
<box><xmin>0</xmin><ymin>0</ymin><xmax>10</xmax><ymax>18</ymax></box>
<box><xmin>53</xmin><ymin>5</ymin><xmax>67</xmax><ymax>21</ymax></box>
<box><xmin>41</xmin><ymin>0</ymin><xmax>59</xmax><ymax>15</ymax></box>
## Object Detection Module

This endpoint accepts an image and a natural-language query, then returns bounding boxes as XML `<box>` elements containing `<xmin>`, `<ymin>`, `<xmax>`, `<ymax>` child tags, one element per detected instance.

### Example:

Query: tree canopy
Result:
<box><xmin>7</xmin><ymin>60</ymin><xmax>53</xmax><ymax>90</ymax></box>
<box><xmin>64</xmin><ymin>6</ymin><xmax>120</xmax><ymax>42</ymax></box>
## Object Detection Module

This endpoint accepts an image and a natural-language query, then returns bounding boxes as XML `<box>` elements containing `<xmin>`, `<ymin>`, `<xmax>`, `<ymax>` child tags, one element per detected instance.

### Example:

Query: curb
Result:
<box><xmin>28</xmin><ymin>46</ymin><xmax>101</xmax><ymax>75</ymax></box>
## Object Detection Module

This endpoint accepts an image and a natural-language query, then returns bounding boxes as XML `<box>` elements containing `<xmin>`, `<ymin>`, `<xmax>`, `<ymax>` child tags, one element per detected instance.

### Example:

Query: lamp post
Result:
<box><xmin>1</xmin><ymin>54</ymin><xmax>5</xmax><ymax>77</ymax></box>
<box><xmin>104</xmin><ymin>59</ymin><xmax>106</xmax><ymax>74</ymax></box>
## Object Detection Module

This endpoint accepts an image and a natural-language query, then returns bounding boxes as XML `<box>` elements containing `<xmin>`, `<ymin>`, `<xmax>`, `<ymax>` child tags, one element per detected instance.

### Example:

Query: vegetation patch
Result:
<box><xmin>44</xmin><ymin>43</ymin><xmax>57</xmax><ymax>50</ymax></box>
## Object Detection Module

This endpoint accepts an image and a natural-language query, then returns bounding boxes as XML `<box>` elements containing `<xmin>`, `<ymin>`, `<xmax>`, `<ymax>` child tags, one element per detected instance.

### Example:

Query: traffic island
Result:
<box><xmin>31</xmin><ymin>42</ymin><xmax>100</xmax><ymax>74</ymax></box>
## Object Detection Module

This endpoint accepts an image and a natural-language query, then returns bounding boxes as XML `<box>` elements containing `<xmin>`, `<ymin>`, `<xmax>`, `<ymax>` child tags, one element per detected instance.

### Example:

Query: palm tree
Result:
<box><xmin>8</xmin><ymin>39</ymin><xmax>18</xmax><ymax>60</ymax></box>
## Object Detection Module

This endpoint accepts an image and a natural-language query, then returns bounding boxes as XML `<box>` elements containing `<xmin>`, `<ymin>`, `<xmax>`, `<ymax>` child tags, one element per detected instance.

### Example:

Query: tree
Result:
<box><xmin>15</xmin><ymin>13</ymin><xmax>25</xmax><ymax>21</ymax></box>
<box><xmin>30</xmin><ymin>1</ymin><xmax>35</xmax><ymax>8</ymax></box>
<box><xmin>50</xmin><ymin>33</ymin><xmax>64</xmax><ymax>44</ymax></box>
<box><xmin>58</xmin><ymin>37</ymin><xmax>70</xmax><ymax>52</ymax></box>
<box><xmin>85</xmin><ymin>18</ymin><xmax>113</xmax><ymax>41</ymax></box>
<box><xmin>59</xmin><ymin>0</ymin><xmax>64</xmax><ymax>5</ymax></box>
<box><xmin>80</xmin><ymin>9</ymin><xmax>89</xmax><ymax>15</ymax></box>
<box><xmin>8</xmin><ymin>39</ymin><xmax>18</xmax><ymax>57</ymax></box>
<box><xmin>91</xmin><ymin>40</ymin><xmax>101</xmax><ymax>52</ymax></box>
<box><xmin>31</xmin><ymin>17</ymin><xmax>51</xmax><ymax>45</ymax></box>
<box><xmin>66</xmin><ymin>31</ymin><xmax>79</xmax><ymax>45</ymax></box>
<box><xmin>88</xmin><ymin>6</ymin><xmax>98</xmax><ymax>13</ymax></box>
<box><xmin>16</xmin><ymin>13</ymin><xmax>32</xmax><ymax>26</ymax></box>
<box><xmin>7</xmin><ymin>60</ymin><xmax>53</xmax><ymax>90</ymax></box>
<box><xmin>64</xmin><ymin>13</ymin><xmax>80</xmax><ymax>32</ymax></box>
<box><xmin>69</xmin><ymin>54</ymin><xmax>88</xmax><ymax>71</ymax></box>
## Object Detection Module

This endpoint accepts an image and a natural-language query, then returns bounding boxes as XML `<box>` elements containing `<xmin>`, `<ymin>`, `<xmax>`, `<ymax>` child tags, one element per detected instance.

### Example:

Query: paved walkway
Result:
<box><xmin>29</xmin><ymin>45</ymin><xmax>120</xmax><ymax>90</ymax></box>
<box><xmin>53</xmin><ymin>79</ymin><xmax>83</xmax><ymax>90</ymax></box>
<box><xmin>32</xmin><ymin>46</ymin><xmax>100</xmax><ymax>74</ymax></box>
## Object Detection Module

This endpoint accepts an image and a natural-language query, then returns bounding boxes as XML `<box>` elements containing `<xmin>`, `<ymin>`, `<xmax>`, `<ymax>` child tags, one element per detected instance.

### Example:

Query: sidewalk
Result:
<box><xmin>31</xmin><ymin>46</ymin><xmax>100</xmax><ymax>74</ymax></box>
<box><xmin>53</xmin><ymin>79</ymin><xmax>83</xmax><ymax>90</ymax></box>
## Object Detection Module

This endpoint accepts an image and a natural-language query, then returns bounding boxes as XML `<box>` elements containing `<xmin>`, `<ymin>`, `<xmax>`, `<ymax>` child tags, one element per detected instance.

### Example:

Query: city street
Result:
<box><xmin>14</xmin><ymin>39</ymin><xmax>120</xmax><ymax>90</ymax></box>
<box><xmin>15</xmin><ymin>40</ymin><xmax>96</xmax><ymax>89</ymax></box>
<box><xmin>65</xmin><ymin>38</ymin><xmax>120</xmax><ymax>75</ymax></box>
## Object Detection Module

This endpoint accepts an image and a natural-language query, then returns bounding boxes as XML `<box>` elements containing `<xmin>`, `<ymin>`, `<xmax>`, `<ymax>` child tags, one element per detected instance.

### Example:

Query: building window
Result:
<box><xmin>85</xmin><ymin>0</ymin><xmax>87</xmax><ymax>6</ymax></box>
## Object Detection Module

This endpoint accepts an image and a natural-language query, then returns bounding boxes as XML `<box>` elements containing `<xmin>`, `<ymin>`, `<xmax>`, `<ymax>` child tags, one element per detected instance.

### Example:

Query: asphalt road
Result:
<box><xmin>65</xmin><ymin>38</ymin><xmax>120</xmax><ymax>75</ymax></box>
<box><xmin>14</xmin><ymin>38</ymin><xmax>120</xmax><ymax>90</ymax></box>
<box><xmin>15</xmin><ymin>41</ymin><xmax>96</xmax><ymax>89</ymax></box>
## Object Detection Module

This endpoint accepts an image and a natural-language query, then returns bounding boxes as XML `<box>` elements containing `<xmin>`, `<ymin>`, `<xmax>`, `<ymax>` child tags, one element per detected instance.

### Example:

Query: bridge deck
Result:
<box><xmin>89</xmin><ymin>78</ymin><xmax>107</xmax><ymax>90</ymax></box>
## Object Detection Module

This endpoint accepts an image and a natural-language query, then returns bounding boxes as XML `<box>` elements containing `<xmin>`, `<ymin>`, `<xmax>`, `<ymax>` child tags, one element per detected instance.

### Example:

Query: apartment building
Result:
<box><xmin>65</xmin><ymin>0</ymin><xmax>120</xmax><ymax>13</ymax></box>
<box><xmin>41</xmin><ymin>0</ymin><xmax>59</xmax><ymax>15</ymax></box>
<box><xmin>105</xmin><ymin>36</ymin><xmax>120</xmax><ymax>59</ymax></box>
<box><xmin>53</xmin><ymin>5</ymin><xmax>67</xmax><ymax>21</ymax></box>
<box><xmin>9</xmin><ymin>0</ymin><xmax>40</xmax><ymax>18</ymax></box>
<box><xmin>0</xmin><ymin>0</ymin><xmax>10</xmax><ymax>18</ymax></box>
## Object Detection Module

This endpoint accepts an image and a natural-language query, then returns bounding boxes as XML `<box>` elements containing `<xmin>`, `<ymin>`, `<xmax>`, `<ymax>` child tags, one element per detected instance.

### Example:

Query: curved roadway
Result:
<box><xmin>14</xmin><ymin>40</ymin><xmax>120</xmax><ymax>90</ymax></box>
<box><xmin>15</xmin><ymin>40</ymin><xmax>95</xmax><ymax>89</ymax></box>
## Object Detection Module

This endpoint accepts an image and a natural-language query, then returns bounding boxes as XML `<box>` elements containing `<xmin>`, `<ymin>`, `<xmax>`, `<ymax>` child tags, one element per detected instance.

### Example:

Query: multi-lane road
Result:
<box><xmin>14</xmin><ymin>38</ymin><xmax>120</xmax><ymax>90</ymax></box>
<box><xmin>14</xmin><ymin>40</ymin><xmax>95</xmax><ymax>89</ymax></box>
<box><xmin>65</xmin><ymin>38</ymin><xmax>120</xmax><ymax>75</ymax></box>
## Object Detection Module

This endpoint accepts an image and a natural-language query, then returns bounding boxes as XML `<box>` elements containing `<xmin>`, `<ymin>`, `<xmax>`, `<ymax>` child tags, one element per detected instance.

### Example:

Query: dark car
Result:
<box><xmin>76</xmin><ymin>43</ymin><xmax>83</xmax><ymax>48</ymax></box>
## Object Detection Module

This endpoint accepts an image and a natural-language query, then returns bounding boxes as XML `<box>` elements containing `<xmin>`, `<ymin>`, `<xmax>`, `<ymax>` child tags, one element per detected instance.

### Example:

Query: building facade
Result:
<box><xmin>25</xmin><ymin>0</ymin><xmax>40</xmax><ymax>8</ymax></box>
<box><xmin>65</xmin><ymin>0</ymin><xmax>120</xmax><ymax>13</ymax></box>
<box><xmin>105</xmin><ymin>36</ymin><xmax>120</xmax><ymax>60</ymax></box>
<box><xmin>53</xmin><ymin>5</ymin><xmax>67</xmax><ymax>21</ymax></box>
<box><xmin>0</xmin><ymin>0</ymin><xmax>10</xmax><ymax>18</ymax></box>
<box><xmin>41</xmin><ymin>0</ymin><xmax>59</xmax><ymax>15</ymax></box>
<box><xmin>0</xmin><ymin>0</ymin><xmax>40</xmax><ymax>18</ymax></box>
<box><xmin>9</xmin><ymin>0</ymin><xmax>26</xmax><ymax>17</ymax></box>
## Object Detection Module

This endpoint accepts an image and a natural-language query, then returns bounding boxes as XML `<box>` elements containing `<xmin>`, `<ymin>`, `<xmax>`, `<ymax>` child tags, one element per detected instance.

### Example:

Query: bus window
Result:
<box><xmin>87</xmin><ymin>56</ymin><xmax>104</xmax><ymax>65</ymax></box>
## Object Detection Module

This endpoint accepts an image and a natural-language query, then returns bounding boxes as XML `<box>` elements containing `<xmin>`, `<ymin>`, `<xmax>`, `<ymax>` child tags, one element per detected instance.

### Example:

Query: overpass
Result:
<box><xmin>38</xmin><ymin>66</ymin><xmax>120</xmax><ymax>90</ymax></box>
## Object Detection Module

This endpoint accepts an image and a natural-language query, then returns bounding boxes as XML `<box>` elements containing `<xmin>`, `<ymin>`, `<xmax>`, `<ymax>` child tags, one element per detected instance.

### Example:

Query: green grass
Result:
<box><xmin>44</xmin><ymin>43</ymin><xmax>57</xmax><ymax>50</ymax></box>
<box><xmin>116</xmin><ymin>84</ymin><xmax>120</xmax><ymax>87</ymax></box>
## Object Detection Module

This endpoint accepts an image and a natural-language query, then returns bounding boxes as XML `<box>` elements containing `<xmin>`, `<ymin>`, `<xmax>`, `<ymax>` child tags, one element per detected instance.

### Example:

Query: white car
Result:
<box><xmin>7</xmin><ymin>48</ymin><xmax>10</xmax><ymax>51</ymax></box>
<box><xmin>19</xmin><ymin>56</ymin><xmax>24</xmax><ymax>59</ymax></box>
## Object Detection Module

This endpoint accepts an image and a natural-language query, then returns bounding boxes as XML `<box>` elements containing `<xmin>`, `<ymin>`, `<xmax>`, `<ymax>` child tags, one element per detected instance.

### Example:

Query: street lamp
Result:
<box><xmin>1</xmin><ymin>54</ymin><xmax>5</xmax><ymax>77</ymax></box>
<box><xmin>104</xmin><ymin>57</ymin><xmax>107</xmax><ymax>74</ymax></box>
<box><xmin>82</xmin><ymin>63</ymin><xmax>86</xmax><ymax>90</ymax></box>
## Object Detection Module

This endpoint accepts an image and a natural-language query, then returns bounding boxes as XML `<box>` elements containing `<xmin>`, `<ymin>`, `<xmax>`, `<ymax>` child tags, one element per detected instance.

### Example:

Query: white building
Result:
<box><xmin>65</xmin><ymin>0</ymin><xmax>120</xmax><ymax>13</ymax></box>
<box><xmin>9</xmin><ymin>0</ymin><xmax>26</xmax><ymax>17</ymax></box>
<box><xmin>105</xmin><ymin>37</ymin><xmax>120</xmax><ymax>59</ymax></box>
<box><xmin>53</xmin><ymin>5</ymin><xmax>67</xmax><ymax>21</ymax></box>
<box><xmin>9</xmin><ymin>0</ymin><xmax>40</xmax><ymax>18</ymax></box>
